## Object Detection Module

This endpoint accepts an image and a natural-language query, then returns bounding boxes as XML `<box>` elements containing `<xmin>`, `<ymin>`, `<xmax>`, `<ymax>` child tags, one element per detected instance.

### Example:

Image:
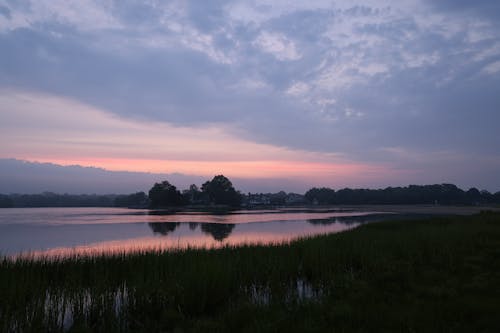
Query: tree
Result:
<box><xmin>114</xmin><ymin>192</ymin><xmax>148</xmax><ymax>208</ymax></box>
<box><xmin>148</xmin><ymin>181</ymin><xmax>184</xmax><ymax>208</ymax></box>
<box><xmin>182</xmin><ymin>184</ymin><xmax>203</xmax><ymax>205</ymax></box>
<box><xmin>465</xmin><ymin>188</ymin><xmax>482</xmax><ymax>205</ymax></box>
<box><xmin>270</xmin><ymin>191</ymin><xmax>287</xmax><ymax>205</ymax></box>
<box><xmin>201</xmin><ymin>175</ymin><xmax>242</xmax><ymax>206</ymax></box>
<box><xmin>0</xmin><ymin>194</ymin><xmax>14</xmax><ymax>208</ymax></box>
<box><xmin>493</xmin><ymin>191</ymin><xmax>500</xmax><ymax>204</ymax></box>
<box><xmin>305</xmin><ymin>187</ymin><xmax>336</xmax><ymax>204</ymax></box>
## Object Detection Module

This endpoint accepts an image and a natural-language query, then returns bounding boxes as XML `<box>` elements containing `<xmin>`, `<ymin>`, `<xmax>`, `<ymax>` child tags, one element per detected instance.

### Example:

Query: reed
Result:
<box><xmin>1</xmin><ymin>212</ymin><xmax>499</xmax><ymax>332</ymax></box>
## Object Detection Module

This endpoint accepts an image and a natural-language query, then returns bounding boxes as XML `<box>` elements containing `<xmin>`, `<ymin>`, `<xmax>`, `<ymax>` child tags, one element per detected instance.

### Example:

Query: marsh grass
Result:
<box><xmin>1</xmin><ymin>212</ymin><xmax>500</xmax><ymax>332</ymax></box>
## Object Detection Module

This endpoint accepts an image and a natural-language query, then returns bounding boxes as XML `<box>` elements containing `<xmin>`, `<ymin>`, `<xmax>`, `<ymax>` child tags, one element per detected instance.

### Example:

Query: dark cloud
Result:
<box><xmin>425</xmin><ymin>0</ymin><xmax>500</xmax><ymax>20</ymax></box>
<box><xmin>0</xmin><ymin>5</ymin><xmax>11</xmax><ymax>18</ymax></box>
<box><xmin>110</xmin><ymin>1</ymin><xmax>164</xmax><ymax>25</ymax></box>
<box><xmin>0</xmin><ymin>28</ymin><xmax>247</xmax><ymax>124</ymax></box>
<box><xmin>185</xmin><ymin>0</ymin><xmax>229</xmax><ymax>31</ymax></box>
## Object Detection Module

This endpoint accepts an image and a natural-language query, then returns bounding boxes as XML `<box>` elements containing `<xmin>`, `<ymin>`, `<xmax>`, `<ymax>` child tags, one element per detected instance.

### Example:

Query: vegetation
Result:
<box><xmin>148</xmin><ymin>181</ymin><xmax>184</xmax><ymax>208</ymax></box>
<box><xmin>148</xmin><ymin>175</ymin><xmax>242</xmax><ymax>208</ymax></box>
<box><xmin>0</xmin><ymin>194</ymin><xmax>13</xmax><ymax>208</ymax></box>
<box><xmin>1</xmin><ymin>212</ymin><xmax>500</xmax><ymax>332</ymax></box>
<box><xmin>305</xmin><ymin>183</ymin><xmax>500</xmax><ymax>205</ymax></box>
<box><xmin>0</xmin><ymin>193</ymin><xmax>116</xmax><ymax>208</ymax></box>
<box><xmin>113</xmin><ymin>192</ymin><xmax>148</xmax><ymax>208</ymax></box>
<box><xmin>0</xmin><ymin>192</ymin><xmax>146</xmax><ymax>208</ymax></box>
<box><xmin>201</xmin><ymin>175</ymin><xmax>242</xmax><ymax>207</ymax></box>
<box><xmin>1</xmin><ymin>182</ymin><xmax>499</xmax><ymax>208</ymax></box>
<box><xmin>182</xmin><ymin>184</ymin><xmax>204</xmax><ymax>205</ymax></box>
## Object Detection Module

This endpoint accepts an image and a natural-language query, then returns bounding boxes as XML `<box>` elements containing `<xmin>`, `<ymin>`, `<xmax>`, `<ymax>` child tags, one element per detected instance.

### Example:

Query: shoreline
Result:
<box><xmin>1</xmin><ymin>212</ymin><xmax>499</xmax><ymax>332</ymax></box>
<box><xmin>340</xmin><ymin>204</ymin><xmax>500</xmax><ymax>215</ymax></box>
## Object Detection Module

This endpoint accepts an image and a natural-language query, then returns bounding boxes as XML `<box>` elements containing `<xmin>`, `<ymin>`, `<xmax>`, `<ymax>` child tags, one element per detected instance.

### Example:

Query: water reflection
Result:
<box><xmin>307</xmin><ymin>214</ymin><xmax>396</xmax><ymax>225</ymax></box>
<box><xmin>0</xmin><ymin>207</ymin><xmax>404</xmax><ymax>258</ymax></box>
<box><xmin>147</xmin><ymin>210</ymin><xmax>180</xmax><ymax>216</ymax></box>
<box><xmin>148</xmin><ymin>222</ymin><xmax>180</xmax><ymax>236</ymax></box>
<box><xmin>148</xmin><ymin>222</ymin><xmax>236</xmax><ymax>241</ymax></box>
<box><xmin>200</xmin><ymin>223</ymin><xmax>235</xmax><ymax>241</ymax></box>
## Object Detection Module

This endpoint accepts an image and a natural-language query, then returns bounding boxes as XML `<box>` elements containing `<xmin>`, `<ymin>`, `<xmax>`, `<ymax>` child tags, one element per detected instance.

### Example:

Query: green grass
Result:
<box><xmin>1</xmin><ymin>212</ymin><xmax>500</xmax><ymax>332</ymax></box>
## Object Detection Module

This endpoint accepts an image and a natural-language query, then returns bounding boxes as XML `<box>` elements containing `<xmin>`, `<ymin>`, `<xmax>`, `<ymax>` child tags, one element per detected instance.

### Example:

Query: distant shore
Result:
<box><xmin>340</xmin><ymin>204</ymin><xmax>500</xmax><ymax>215</ymax></box>
<box><xmin>1</xmin><ymin>203</ymin><xmax>499</xmax><ymax>215</ymax></box>
<box><xmin>147</xmin><ymin>204</ymin><xmax>500</xmax><ymax>216</ymax></box>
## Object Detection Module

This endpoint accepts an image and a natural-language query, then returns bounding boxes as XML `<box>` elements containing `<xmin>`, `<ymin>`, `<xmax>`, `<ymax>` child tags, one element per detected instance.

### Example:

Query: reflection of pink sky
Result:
<box><xmin>18</xmin><ymin>222</ymin><xmax>360</xmax><ymax>259</ymax></box>
<box><xmin>0</xmin><ymin>207</ymin><xmax>387</xmax><ymax>225</ymax></box>
<box><xmin>145</xmin><ymin>211</ymin><xmax>382</xmax><ymax>224</ymax></box>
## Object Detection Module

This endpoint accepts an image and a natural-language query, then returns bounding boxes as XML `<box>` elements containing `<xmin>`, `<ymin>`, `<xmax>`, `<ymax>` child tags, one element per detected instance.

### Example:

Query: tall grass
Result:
<box><xmin>1</xmin><ymin>212</ymin><xmax>500</xmax><ymax>332</ymax></box>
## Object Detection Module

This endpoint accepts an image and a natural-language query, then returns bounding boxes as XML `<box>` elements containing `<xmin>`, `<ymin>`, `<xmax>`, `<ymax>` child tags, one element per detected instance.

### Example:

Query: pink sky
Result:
<box><xmin>0</xmin><ymin>90</ymin><xmax>415</xmax><ymax>190</ymax></box>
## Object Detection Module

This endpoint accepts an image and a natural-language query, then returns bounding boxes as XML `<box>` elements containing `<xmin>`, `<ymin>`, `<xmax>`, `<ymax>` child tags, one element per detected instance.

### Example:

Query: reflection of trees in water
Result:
<box><xmin>148</xmin><ymin>222</ymin><xmax>180</xmax><ymax>235</ymax></box>
<box><xmin>200</xmin><ymin>223</ymin><xmax>235</xmax><ymax>241</ymax></box>
<box><xmin>147</xmin><ymin>222</ymin><xmax>235</xmax><ymax>241</ymax></box>
<box><xmin>307</xmin><ymin>215</ymin><xmax>384</xmax><ymax>226</ymax></box>
<box><xmin>307</xmin><ymin>214</ymin><xmax>422</xmax><ymax>226</ymax></box>
<box><xmin>307</xmin><ymin>216</ymin><xmax>358</xmax><ymax>226</ymax></box>
<box><xmin>147</xmin><ymin>210</ymin><xmax>179</xmax><ymax>216</ymax></box>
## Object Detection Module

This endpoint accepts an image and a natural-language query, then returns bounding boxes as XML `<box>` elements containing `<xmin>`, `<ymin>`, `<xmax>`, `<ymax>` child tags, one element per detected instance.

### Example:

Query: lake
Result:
<box><xmin>0</xmin><ymin>207</ymin><xmax>398</xmax><ymax>257</ymax></box>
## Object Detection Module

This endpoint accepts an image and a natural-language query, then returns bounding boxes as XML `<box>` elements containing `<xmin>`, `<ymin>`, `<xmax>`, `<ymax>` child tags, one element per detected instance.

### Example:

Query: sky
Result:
<box><xmin>1</xmin><ymin>0</ymin><xmax>499</xmax><ymax>193</ymax></box>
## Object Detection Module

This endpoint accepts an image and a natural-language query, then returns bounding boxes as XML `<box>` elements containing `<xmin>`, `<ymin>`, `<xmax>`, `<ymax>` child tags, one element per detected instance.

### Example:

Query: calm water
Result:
<box><xmin>0</xmin><ymin>207</ymin><xmax>396</xmax><ymax>257</ymax></box>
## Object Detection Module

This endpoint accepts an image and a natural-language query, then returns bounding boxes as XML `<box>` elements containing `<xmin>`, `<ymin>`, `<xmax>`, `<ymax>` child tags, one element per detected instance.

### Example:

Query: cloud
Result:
<box><xmin>482</xmin><ymin>60</ymin><xmax>500</xmax><ymax>75</ymax></box>
<box><xmin>0</xmin><ymin>0</ymin><xmax>120</xmax><ymax>32</ymax></box>
<box><xmin>0</xmin><ymin>89</ymin><xmax>395</xmax><ymax>191</ymax></box>
<box><xmin>253</xmin><ymin>31</ymin><xmax>301</xmax><ymax>61</ymax></box>
<box><xmin>1</xmin><ymin>1</ymin><xmax>500</xmax><ymax>190</ymax></box>
<box><xmin>286</xmin><ymin>81</ymin><xmax>309</xmax><ymax>96</ymax></box>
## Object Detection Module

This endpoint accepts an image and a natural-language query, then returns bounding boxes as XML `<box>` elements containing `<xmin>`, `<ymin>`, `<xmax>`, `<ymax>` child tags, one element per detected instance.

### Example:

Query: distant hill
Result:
<box><xmin>0</xmin><ymin>159</ymin><xmax>311</xmax><ymax>195</ymax></box>
<box><xmin>0</xmin><ymin>159</ymin><xmax>205</xmax><ymax>194</ymax></box>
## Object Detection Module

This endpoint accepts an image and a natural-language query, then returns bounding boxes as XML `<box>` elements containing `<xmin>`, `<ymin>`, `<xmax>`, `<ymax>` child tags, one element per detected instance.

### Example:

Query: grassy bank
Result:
<box><xmin>1</xmin><ymin>213</ymin><xmax>500</xmax><ymax>332</ymax></box>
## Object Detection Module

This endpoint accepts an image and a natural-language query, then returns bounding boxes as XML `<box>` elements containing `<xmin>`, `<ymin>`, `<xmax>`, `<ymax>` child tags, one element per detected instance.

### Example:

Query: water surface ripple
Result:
<box><xmin>0</xmin><ymin>207</ymin><xmax>395</xmax><ymax>257</ymax></box>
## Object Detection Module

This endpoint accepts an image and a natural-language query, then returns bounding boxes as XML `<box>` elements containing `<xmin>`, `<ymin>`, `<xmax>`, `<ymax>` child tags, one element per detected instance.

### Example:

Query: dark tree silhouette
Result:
<box><xmin>2</xmin><ymin>193</ymin><xmax>114</xmax><ymax>207</ymax></box>
<box><xmin>182</xmin><ymin>184</ymin><xmax>203</xmax><ymax>204</ymax></box>
<box><xmin>304</xmin><ymin>187</ymin><xmax>336</xmax><ymax>204</ymax></box>
<box><xmin>114</xmin><ymin>192</ymin><xmax>148</xmax><ymax>208</ymax></box>
<box><xmin>305</xmin><ymin>184</ymin><xmax>500</xmax><ymax>205</ymax></box>
<box><xmin>0</xmin><ymin>194</ymin><xmax>13</xmax><ymax>208</ymax></box>
<box><xmin>201</xmin><ymin>175</ymin><xmax>242</xmax><ymax>206</ymax></box>
<box><xmin>148</xmin><ymin>181</ymin><xmax>184</xmax><ymax>208</ymax></box>
<box><xmin>466</xmin><ymin>188</ymin><xmax>482</xmax><ymax>204</ymax></box>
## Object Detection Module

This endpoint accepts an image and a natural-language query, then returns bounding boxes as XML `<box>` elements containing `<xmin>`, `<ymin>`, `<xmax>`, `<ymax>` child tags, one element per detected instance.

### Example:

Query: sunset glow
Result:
<box><xmin>1</xmin><ymin>0</ymin><xmax>499</xmax><ymax>192</ymax></box>
<box><xmin>0</xmin><ymin>90</ymin><xmax>402</xmax><ymax>189</ymax></box>
<box><xmin>1</xmin><ymin>2</ymin><xmax>500</xmax><ymax>330</ymax></box>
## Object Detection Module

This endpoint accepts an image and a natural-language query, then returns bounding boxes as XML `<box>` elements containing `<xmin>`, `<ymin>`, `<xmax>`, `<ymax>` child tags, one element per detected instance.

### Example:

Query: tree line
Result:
<box><xmin>304</xmin><ymin>184</ymin><xmax>500</xmax><ymax>205</ymax></box>
<box><xmin>0</xmin><ymin>180</ymin><xmax>499</xmax><ymax>208</ymax></box>
<box><xmin>0</xmin><ymin>193</ymin><xmax>117</xmax><ymax>208</ymax></box>
<box><xmin>148</xmin><ymin>175</ymin><xmax>242</xmax><ymax>208</ymax></box>
<box><xmin>0</xmin><ymin>175</ymin><xmax>242</xmax><ymax>208</ymax></box>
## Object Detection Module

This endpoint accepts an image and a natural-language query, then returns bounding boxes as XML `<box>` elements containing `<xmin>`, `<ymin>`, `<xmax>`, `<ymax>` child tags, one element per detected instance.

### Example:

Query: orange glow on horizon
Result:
<box><xmin>24</xmin><ymin>156</ymin><xmax>383</xmax><ymax>181</ymax></box>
